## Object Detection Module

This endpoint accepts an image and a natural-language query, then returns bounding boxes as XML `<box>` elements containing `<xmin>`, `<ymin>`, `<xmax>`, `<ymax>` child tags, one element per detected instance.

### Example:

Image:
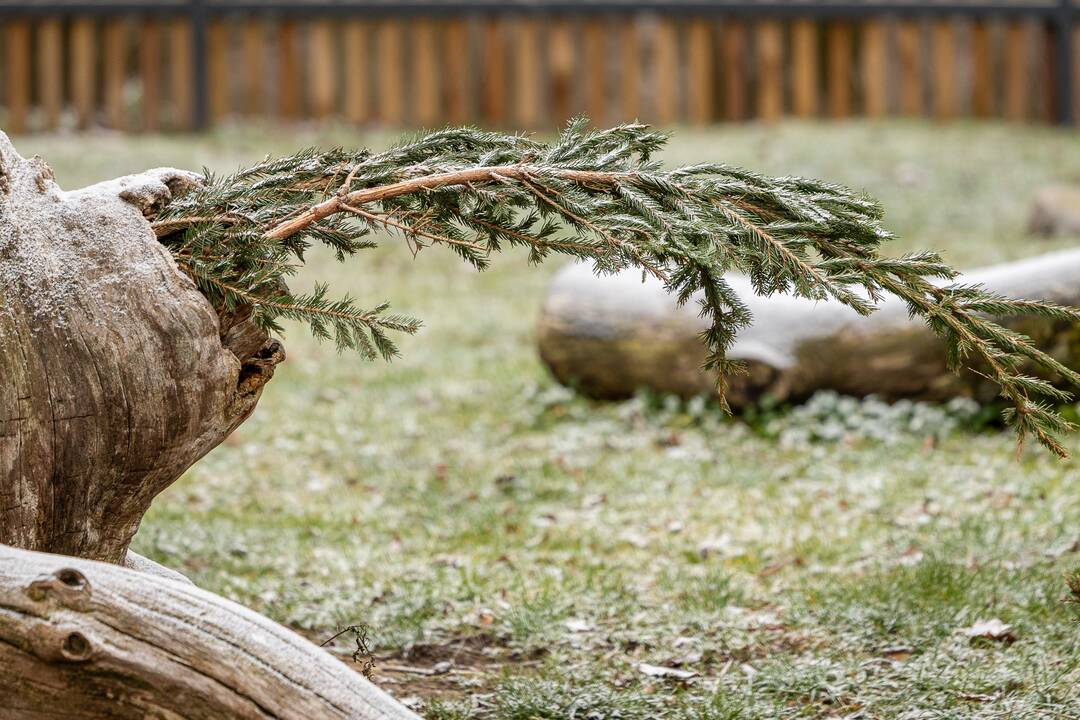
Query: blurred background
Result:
<box><xmin>5</xmin><ymin>2</ymin><xmax>1080</xmax><ymax>718</ymax></box>
<box><xmin>1</xmin><ymin>0</ymin><xmax>1078</xmax><ymax>133</ymax></box>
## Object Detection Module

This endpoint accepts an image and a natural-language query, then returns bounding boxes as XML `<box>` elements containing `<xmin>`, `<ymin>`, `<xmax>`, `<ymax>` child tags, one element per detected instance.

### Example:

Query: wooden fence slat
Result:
<box><xmin>790</xmin><ymin>19</ymin><xmax>817</xmax><ymax>117</ymax></box>
<box><xmin>411</xmin><ymin>18</ymin><xmax>440</xmax><ymax>127</ymax></box>
<box><xmin>653</xmin><ymin>18</ymin><xmax>679</xmax><ymax>125</ymax></box>
<box><xmin>37</xmin><ymin>19</ymin><xmax>63</xmax><ymax>132</ymax></box>
<box><xmin>549</xmin><ymin>19</ymin><xmax>575</xmax><ymax>126</ymax></box>
<box><xmin>375</xmin><ymin>19</ymin><xmax>405</xmax><ymax>125</ymax></box>
<box><xmin>1075</xmin><ymin>26</ymin><xmax>1080</xmax><ymax>127</ymax></box>
<box><xmin>971</xmin><ymin>20</ymin><xmax>993</xmax><ymax>118</ymax></box>
<box><xmin>619</xmin><ymin>17</ymin><xmax>641</xmax><ymax>122</ymax></box>
<box><xmin>71</xmin><ymin>17</ymin><xmax>97</xmax><ymax>130</ymax></box>
<box><xmin>897</xmin><ymin>19</ymin><xmax>923</xmax><ymax>116</ymax></box>
<box><xmin>1004</xmin><ymin>20</ymin><xmax>1028</xmax><ymax>122</ymax></box>
<box><xmin>169</xmin><ymin>20</ymin><xmax>193</xmax><ymax>131</ymax></box>
<box><xmin>583</xmin><ymin>18</ymin><xmax>608</xmax><ymax>125</ymax></box>
<box><xmin>140</xmin><ymin>18</ymin><xmax>162</xmax><ymax>132</ymax></box>
<box><xmin>3</xmin><ymin>21</ymin><xmax>30</xmax><ymax>134</ymax></box>
<box><xmin>479</xmin><ymin>17</ymin><xmax>507</xmax><ymax>126</ymax></box>
<box><xmin>344</xmin><ymin>20</ymin><xmax>370</xmax><ymax>125</ymax></box>
<box><xmin>861</xmin><ymin>20</ymin><xmax>887</xmax><ymax>117</ymax></box>
<box><xmin>277</xmin><ymin>19</ymin><xmax>300</xmax><ymax>121</ymax></box>
<box><xmin>513</xmin><ymin>18</ymin><xmax>542</xmax><ymax>128</ymax></box>
<box><xmin>826</xmin><ymin>21</ymin><xmax>853</xmax><ymax>118</ymax></box>
<box><xmin>756</xmin><ymin>19</ymin><xmax>783</xmax><ymax>122</ymax></box>
<box><xmin>241</xmin><ymin>19</ymin><xmax>264</xmax><ymax>115</ymax></box>
<box><xmin>686</xmin><ymin>18</ymin><xmax>713</xmax><ymax>125</ymax></box>
<box><xmin>309</xmin><ymin>20</ymin><xmax>337</xmax><ymax>120</ymax></box>
<box><xmin>721</xmin><ymin>20</ymin><xmax>747</xmax><ymax>121</ymax></box>
<box><xmin>932</xmin><ymin>19</ymin><xmax>956</xmax><ymax>119</ymax></box>
<box><xmin>102</xmin><ymin>19</ymin><xmax>126</xmax><ymax>130</ymax></box>
<box><xmin>208</xmin><ymin>19</ymin><xmax>230</xmax><ymax>122</ymax></box>
<box><xmin>441</xmin><ymin>19</ymin><xmax>469</xmax><ymax>125</ymax></box>
<box><xmin>1041</xmin><ymin>21</ymin><xmax>1056</xmax><ymax>123</ymax></box>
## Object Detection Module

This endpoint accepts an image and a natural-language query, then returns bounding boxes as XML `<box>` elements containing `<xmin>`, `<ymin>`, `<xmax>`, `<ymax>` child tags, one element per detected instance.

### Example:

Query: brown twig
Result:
<box><xmin>263</xmin><ymin>166</ymin><xmax>621</xmax><ymax>242</ymax></box>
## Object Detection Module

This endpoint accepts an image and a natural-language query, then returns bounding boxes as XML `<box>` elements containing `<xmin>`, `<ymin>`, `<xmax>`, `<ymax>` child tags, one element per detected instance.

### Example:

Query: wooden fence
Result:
<box><xmin>1</xmin><ymin>2</ymin><xmax>1079</xmax><ymax>134</ymax></box>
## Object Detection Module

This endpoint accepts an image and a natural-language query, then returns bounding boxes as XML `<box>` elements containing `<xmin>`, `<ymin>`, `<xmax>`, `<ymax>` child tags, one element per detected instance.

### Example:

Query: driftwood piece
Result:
<box><xmin>0</xmin><ymin>131</ymin><xmax>283</xmax><ymax>563</ymax></box>
<box><xmin>0</xmin><ymin>543</ymin><xmax>420</xmax><ymax>720</ymax></box>
<box><xmin>538</xmin><ymin>251</ymin><xmax>1080</xmax><ymax>407</ymax></box>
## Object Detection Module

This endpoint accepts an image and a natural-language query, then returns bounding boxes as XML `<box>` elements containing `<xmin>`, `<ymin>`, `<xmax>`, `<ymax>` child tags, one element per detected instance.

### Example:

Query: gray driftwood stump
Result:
<box><xmin>538</xmin><ymin>251</ymin><xmax>1080</xmax><ymax>407</ymax></box>
<box><xmin>0</xmin><ymin>132</ymin><xmax>417</xmax><ymax>718</ymax></box>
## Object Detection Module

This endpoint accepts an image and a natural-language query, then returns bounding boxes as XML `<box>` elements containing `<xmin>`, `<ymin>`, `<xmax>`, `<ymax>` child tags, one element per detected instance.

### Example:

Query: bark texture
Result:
<box><xmin>0</xmin><ymin>543</ymin><xmax>420</xmax><ymax>720</ymax></box>
<box><xmin>0</xmin><ymin>131</ymin><xmax>283</xmax><ymax>563</ymax></box>
<box><xmin>538</xmin><ymin>251</ymin><xmax>1080</xmax><ymax>407</ymax></box>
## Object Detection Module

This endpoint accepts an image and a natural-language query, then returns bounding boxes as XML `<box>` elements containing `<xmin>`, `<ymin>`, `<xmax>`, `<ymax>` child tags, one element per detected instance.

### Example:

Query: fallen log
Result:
<box><xmin>0</xmin><ymin>543</ymin><xmax>418</xmax><ymax>720</ymax></box>
<box><xmin>537</xmin><ymin>251</ymin><xmax>1080</xmax><ymax>407</ymax></box>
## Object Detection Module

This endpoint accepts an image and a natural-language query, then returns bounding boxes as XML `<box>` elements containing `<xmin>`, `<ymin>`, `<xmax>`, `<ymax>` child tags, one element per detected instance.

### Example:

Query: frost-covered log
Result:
<box><xmin>538</xmin><ymin>251</ymin><xmax>1080</xmax><ymax>407</ymax></box>
<box><xmin>0</xmin><ymin>543</ymin><xmax>419</xmax><ymax>720</ymax></box>
<box><xmin>0</xmin><ymin>131</ymin><xmax>283</xmax><ymax>564</ymax></box>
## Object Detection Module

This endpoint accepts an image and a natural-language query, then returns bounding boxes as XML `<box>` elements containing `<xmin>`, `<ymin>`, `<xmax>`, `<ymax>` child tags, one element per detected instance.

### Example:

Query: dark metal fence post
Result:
<box><xmin>1053</xmin><ymin>0</ymin><xmax>1075</xmax><ymax>125</ymax></box>
<box><xmin>191</xmin><ymin>0</ymin><xmax>209</xmax><ymax>131</ymax></box>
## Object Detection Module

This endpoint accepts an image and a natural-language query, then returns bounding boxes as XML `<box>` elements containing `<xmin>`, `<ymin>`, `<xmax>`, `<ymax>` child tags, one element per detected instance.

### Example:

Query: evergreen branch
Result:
<box><xmin>155</xmin><ymin>120</ymin><xmax>1080</xmax><ymax>456</ymax></box>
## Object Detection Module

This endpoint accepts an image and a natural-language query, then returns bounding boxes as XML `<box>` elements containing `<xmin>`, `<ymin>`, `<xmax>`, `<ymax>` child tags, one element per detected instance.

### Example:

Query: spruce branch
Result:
<box><xmin>153</xmin><ymin>120</ymin><xmax>1080</xmax><ymax>456</ymax></box>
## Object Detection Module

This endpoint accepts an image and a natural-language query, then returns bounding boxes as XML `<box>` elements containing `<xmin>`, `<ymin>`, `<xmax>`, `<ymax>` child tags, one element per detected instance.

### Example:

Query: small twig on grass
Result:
<box><xmin>320</xmin><ymin>624</ymin><xmax>376</xmax><ymax>679</ymax></box>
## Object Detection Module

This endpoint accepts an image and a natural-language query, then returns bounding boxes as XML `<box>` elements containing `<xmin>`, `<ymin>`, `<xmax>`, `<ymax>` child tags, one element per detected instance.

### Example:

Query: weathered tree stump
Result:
<box><xmin>0</xmin><ymin>131</ymin><xmax>281</xmax><ymax>563</ymax></box>
<box><xmin>538</xmin><ymin>251</ymin><xmax>1080</xmax><ymax>407</ymax></box>
<box><xmin>0</xmin><ymin>132</ymin><xmax>416</xmax><ymax>718</ymax></box>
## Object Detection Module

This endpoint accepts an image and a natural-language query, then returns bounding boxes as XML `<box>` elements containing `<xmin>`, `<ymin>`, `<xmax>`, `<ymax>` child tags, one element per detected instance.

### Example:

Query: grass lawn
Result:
<box><xmin>23</xmin><ymin>121</ymin><xmax>1080</xmax><ymax>718</ymax></box>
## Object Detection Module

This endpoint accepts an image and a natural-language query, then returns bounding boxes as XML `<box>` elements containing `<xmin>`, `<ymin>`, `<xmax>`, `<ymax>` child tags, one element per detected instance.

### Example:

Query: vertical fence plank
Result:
<box><xmin>897</xmin><ymin>19</ymin><xmax>923</xmax><ymax>116</ymax></box>
<box><xmin>619</xmin><ymin>17</ymin><xmax>641</xmax><ymax>122</ymax></box>
<box><xmin>140</xmin><ymin>18</ymin><xmax>162</xmax><ymax>132</ymax></box>
<box><xmin>932</xmin><ymin>19</ymin><xmax>956</xmax><ymax>119</ymax></box>
<box><xmin>1040</xmin><ymin>20</ymin><xmax>1056</xmax><ymax>123</ymax></box>
<box><xmin>826</xmin><ymin>21</ymin><xmax>853</xmax><ymax>118</ymax></box>
<box><xmin>3</xmin><ymin>20</ymin><xmax>30</xmax><ymax>134</ymax></box>
<box><xmin>971</xmin><ymin>20</ymin><xmax>993</xmax><ymax>118</ymax></box>
<box><xmin>441</xmin><ymin>18</ymin><xmax>469</xmax><ymax>125</ymax></box>
<box><xmin>1075</xmin><ymin>25</ymin><xmax>1080</xmax><ymax>127</ymax></box>
<box><xmin>686</xmin><ymin>18</ymin><xmax>713</xmax><ymax>125</ymax></box>
<box><xmin>654</xmin><ymin>18</ymin><xmax>679</xmax><ymax>124</ymax></box>
<box><xmin>277</xmin><ymin>19</ymin><xmax>301</xmax><ymax>121</ymax></box>
<box><xmin>208</xmin><ymin>19</ymin><xmax>230</xmax><ymax>123</ymax></box>
<box><xmin>583</xmin><ymin>18</ymin><xmax>608</xmax><ymax>125</ymax></box>
<box><xmin>721</xmin><ymin>20</ymin><xmax>747</xmax><ymax>121</ymax></box>
<box><xmin>412</xmin><ymin>18</ymin><xmax>440</xmax><ymax>127</ymax></box>
<box><xmin>1004</xmin><ymin>20</ymin><xmax>1028</xmax><ymax>121</ymax></box>
<box><xmin>480</xmin><ymin>17</ymin><xmax>507</xmax><ymax>126</ymax></box>
<box><xmin>309</xmin><ymin>20</ymin><xmax>337</xmax><ymax>120</ymax></box>
<box><xmin>861</xmin><ymin>20</ymin><xmax>887</xmax><ymax>117</ymax></box>
<box><xmin>37</xmin><ymin>19</ymin><xmax>63</xmax><ymax>132</ymax></box>
<box><xmin>241</xmin><ymin>19</ymin><xmax>264</xmax><ymax>116</ymax></box>
<box><xmin>344</xmin><ymin>20</ymin><xmax>370</xmax><ymax>125</ymax></box>
<box><xmin>790</xmin><ymin>19</ymin><xmax>817</xmax><ymax>118</ymax></box>
<box><xmin>513</xmin><ymin>18</ymin><xmax>542</xmax><ymax>128</ymax></box>
<box><xmin>756</xmin><ymin>19</ymin><xmax>783</xmax><ymax>122</ymax></box>
<box><xmin>102</xmin><ymin>19</ymin><xmax>126</xmax><ymax>130</ymax></box>
<box><xmin>550</xmin><ymin>18</ymin><xmax>575</xmax><ymax>126</ymax></box>
<box><xmin>375</xmin><ymin>19</ymin><xmax>405</xmax><ymax>125</ymax></box>
<box><xmin>71</xmin><ymin>17</ymin><xmax>97</xmax><ymax>130</ymax></box>
<box><xmin>169</xmin><ymin>19</ymin><xmax>193</xmax><ymax>131</ymax></box>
